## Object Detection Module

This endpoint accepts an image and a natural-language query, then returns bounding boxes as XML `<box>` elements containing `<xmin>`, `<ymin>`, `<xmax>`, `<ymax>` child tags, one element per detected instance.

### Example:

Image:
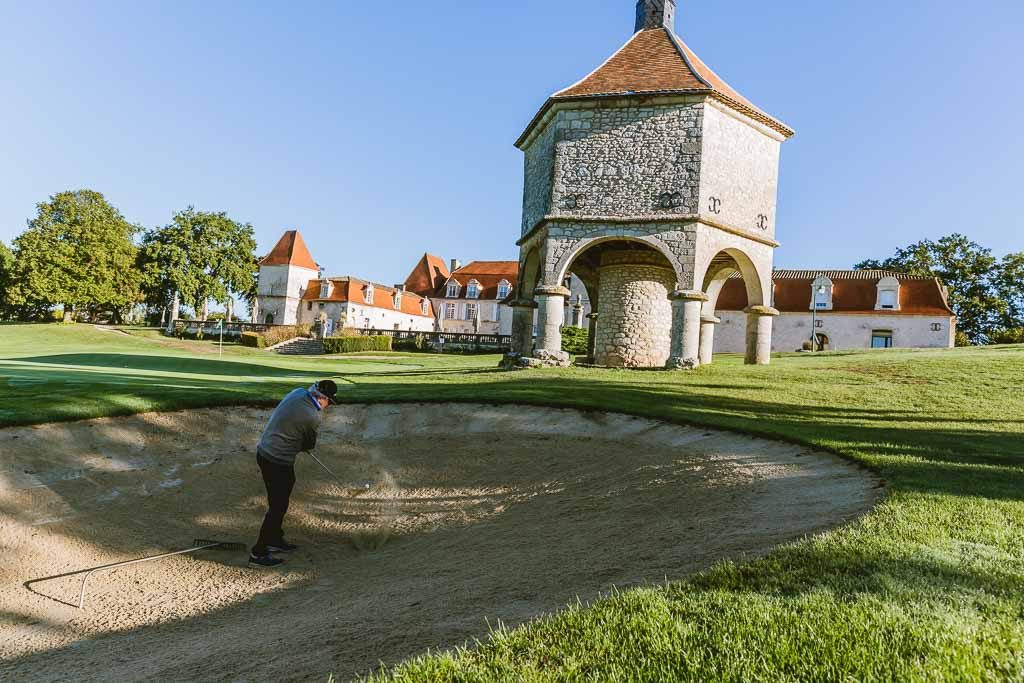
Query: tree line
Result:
<box><xmin>856</xmin><ymin>233</ymin><xmax>1023</xmax><ymax>345</ymax></box>
<box><xmin>0</xmin><ymin>190</ymin><xmax>258</xmax><ymax>325</ymax></box>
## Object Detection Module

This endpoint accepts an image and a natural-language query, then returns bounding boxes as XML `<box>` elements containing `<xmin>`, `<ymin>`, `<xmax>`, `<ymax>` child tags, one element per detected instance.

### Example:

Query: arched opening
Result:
<box><xmin>815</xmin><ymin>333</ymin><xmax>830</xmax><ymax>352</ymax></box>
<box><xmin>564</xmin><ymin>239</ymin><xmax>677</xmax><ymax>368</ymax></box>
<box><xmin>264</xmin><ymin>313</ymin><xmax>275</xmax><ymax>325</ymax></box>
<box><xmin>698</xmin><ymin>249</ymin><xmax>768</xmax><ymax>364</ymax></box>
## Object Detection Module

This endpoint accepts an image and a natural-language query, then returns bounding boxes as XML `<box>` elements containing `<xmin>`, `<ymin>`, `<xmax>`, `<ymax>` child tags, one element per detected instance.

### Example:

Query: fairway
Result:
<box><xmin>1</xmin><ymin>324</ymin><xmax>1023</xmax><ymax>681</ymax></box>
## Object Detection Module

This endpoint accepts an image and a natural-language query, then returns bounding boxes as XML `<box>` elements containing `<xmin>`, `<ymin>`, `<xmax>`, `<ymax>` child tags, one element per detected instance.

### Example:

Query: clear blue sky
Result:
<box><xmin>1</xmin><ymin>0</ymin><xmax>1021</xmax><ymax>286</ymax></box>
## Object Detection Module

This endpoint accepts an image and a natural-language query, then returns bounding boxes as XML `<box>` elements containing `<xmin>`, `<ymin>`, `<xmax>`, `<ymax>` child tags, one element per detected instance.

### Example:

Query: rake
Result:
<box><xmin>75</xmin><ymin>539</ymin><xmax>246</xmax><ymax>609</ymax></box>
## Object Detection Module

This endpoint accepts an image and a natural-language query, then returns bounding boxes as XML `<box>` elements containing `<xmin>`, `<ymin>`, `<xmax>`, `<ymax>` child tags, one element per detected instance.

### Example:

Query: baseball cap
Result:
<box><xmin>315</xmin><ymin>379</ymin><xmax>340</xmax><ymax>405</ymax></box>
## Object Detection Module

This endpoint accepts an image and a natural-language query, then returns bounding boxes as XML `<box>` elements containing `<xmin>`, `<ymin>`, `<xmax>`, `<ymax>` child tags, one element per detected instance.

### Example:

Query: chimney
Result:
<box><xmin>450</xmin><ymin>258</ymin><xmax>461</xmax><ymax>273</ymax></box>
<box><xmin>635</xmin><ymin>0</ymin><xmax>676</xmax><ymax>33</ymax></box>
<box><xmin>394</xmin><ymin>284</ymin><xmax>405</xmax><ymax>292</ymax></box>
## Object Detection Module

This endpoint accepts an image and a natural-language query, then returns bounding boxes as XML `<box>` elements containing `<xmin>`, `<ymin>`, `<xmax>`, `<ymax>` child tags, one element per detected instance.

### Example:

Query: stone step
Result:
<box><xmin>273</xmin><ymin>339</ymin><xmax>325</xmax><ymax>355</ymax></box>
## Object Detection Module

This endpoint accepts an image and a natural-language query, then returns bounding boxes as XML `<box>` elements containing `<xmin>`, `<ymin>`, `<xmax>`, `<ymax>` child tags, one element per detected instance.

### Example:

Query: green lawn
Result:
<box><xmin>2</xmin><ymin>323</ymin><xmax>1023</xmax><ymax>680</ymax></box>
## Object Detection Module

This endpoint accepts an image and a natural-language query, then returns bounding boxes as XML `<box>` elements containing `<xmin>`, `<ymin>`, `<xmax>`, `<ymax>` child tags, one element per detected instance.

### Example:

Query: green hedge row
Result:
<box><xmin>240</xmin><ymin>332</ymin><xmax>266</xmax><ymax>349</ymax></box>
<box><xmin>322</xmin><ymin>335</ymin><xmax>393</xmax><ymax>354</ymax></box>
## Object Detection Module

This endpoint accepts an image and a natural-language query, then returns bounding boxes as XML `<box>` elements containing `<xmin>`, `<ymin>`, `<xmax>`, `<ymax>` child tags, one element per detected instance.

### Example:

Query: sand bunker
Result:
<box><xmin>0</xmin><ymin>403</ymin><xmax>882</xmax><ymax>681</ymax></box>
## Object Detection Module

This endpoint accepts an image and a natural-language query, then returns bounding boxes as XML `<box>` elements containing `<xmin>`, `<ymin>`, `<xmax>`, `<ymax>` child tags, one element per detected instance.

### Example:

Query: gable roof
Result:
<box><xmin>437</xmin><ymin>261</ymin><xmax>518</xmax><ymax>300</ymax></box>
<box><xmin>302</xmin><ymin>277</ymin><xmax>435</xmax><ymax>318</ymax></box>
<box><xmin>717</xmin><ymin>270</ymin><xmax>955</xmax><ymax>316</ymax></box>
<box><xmin>403</xmin><ymin>253</ymin><xmax>451</xmax><ymax>296</ymax></box>
<box><xmin>519</xmin><ymin>27</ymin><xmax>793</xmax><ymax>146</ymax></box>
<box><xmin>259</xmin><ymin>230</ymin><xmax>318</xmax><ymax>270</ymax></box>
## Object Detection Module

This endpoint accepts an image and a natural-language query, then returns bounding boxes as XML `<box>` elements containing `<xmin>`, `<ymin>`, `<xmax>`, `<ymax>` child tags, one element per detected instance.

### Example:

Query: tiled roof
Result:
<box><xmin>403</xmin><ymin>253</ymin><xmax>450</xmax><ymax>297</ymax></box>
<box><xmin>302</xmin><ymin>277</ymin><xmax>435</xmax><ymax>318</ymax></box>
<box><xmin>718</xmin><ymin>271</ymin><xmax>955</xmax><ymax>316</ymax></box>
<box><xmin>437</xmin><ymin>261</ymin><xmax>518</xmax><ymax>300</ymax></box>
<box><xmin>520</xmin><ymin>28</ymin><xmax>793</xmax><ymax>144</ymax></box>
<box><xmin>259</xmin><ymin>230</ymin><xmax>318</xmax><ymax>270</ymax></box>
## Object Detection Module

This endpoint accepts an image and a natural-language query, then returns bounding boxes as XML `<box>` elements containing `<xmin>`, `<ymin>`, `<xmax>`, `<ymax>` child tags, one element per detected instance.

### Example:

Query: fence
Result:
<box><xmin>355</xmin><ymin>328</ymin><xmax>512</xmax><ymax>352</ymax></box>
<box><xmin>168</xmin><ymin>320</ymin><xmax>274</xmax><ymax>338</ymax></box>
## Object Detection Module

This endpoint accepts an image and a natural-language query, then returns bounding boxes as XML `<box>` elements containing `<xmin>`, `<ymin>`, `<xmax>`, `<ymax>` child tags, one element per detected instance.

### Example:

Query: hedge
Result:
<box><xmin>240</xmin><ymin>332</ymin><xmax>266</xmax><ymax>349</ymax></box>
<box><xmin>322</xmin><ymin>335</ymin><xmax>393</xmax><ymax>354</ymax></box>
<box><xmin>562</xmin><ymin>326</ymin><xmax>589</xmax><ymax>355</ymax></box>
<box><xmin>264</xmin><ymin>324</ymin><xmax>312</xmax><ymax>347</ymax></box>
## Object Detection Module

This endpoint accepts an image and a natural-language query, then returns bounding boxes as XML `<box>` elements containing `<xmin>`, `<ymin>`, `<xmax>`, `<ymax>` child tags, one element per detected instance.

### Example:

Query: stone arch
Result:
<box><xmin>699</xmin><ymin>247</ymin><xmax>766</xmax><ymax>314</ymax></box>
<box><xmin>518</xmin><ymin>246</ymin><xmax>542</xmax><ymax>301</ymax></box>
<box><xmin>554</xmin><ymin>235</ymin><xmax>685</xmax><ymax>288</ymax></box>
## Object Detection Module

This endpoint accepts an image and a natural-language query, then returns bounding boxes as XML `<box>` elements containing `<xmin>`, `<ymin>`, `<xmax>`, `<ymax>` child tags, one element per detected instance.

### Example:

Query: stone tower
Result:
<box><xmin>509</xmin><ymin>0</ymin><xmax>793</xmax><ymax>368</ymax></box>
<box><xmin>256</xmin><ymin>230</ymin><xmax>319</xmax><ymax>325</ymax></box>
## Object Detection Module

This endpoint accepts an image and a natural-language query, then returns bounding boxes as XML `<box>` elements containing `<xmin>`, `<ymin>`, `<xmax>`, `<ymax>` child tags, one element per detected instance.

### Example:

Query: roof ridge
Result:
<box><xmin>553</xmin><ymin>30</ymin><xmax>647</xmax><ymax>98</ymax></box>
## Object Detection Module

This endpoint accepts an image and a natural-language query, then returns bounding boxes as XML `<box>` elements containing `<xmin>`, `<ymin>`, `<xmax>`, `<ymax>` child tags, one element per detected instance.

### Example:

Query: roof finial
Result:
<box><xmin>635</xmin><ymin>0</ymin><xmax>676</xmax><ymax>33</ymax></box>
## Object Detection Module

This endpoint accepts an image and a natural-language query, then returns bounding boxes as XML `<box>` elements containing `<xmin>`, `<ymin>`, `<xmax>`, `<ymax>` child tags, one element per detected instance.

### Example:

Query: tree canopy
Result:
<box><xmin>12</xmin><ymin>190</ymin><xmax>141</xmax><ymax>321</ymax></box>
<box><xmin>855</xmin><ymin>233</ymin><xmax>1021</xmax><ymax>343</ymax></box>
<box><xmin>0</xmin><ymin>241</ymin><xmax>14</xmax><ymax>318</ymax></box>
<box><xmin>138</xmin><ymin>207</ymin><xmax>257</xmax><ymax>318</ymax></box>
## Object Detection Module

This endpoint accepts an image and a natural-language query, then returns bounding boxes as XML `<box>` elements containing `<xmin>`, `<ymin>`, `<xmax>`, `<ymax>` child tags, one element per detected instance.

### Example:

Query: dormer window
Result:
<box><xmin>466</xmin><ymin>280</ymin><xmax>480</xmax><ymax>299</ymax></box>
<box><xmin>876</xmin><ymin>276</ymin><xmax>901</xmax><ymax>311</ymax></box>
<box><xmin>393</xmin><ymin>291</ymin><xmax>402</xmax><ymax>310</ymax></box>
<box><xmin>364</xmin><ymin>284</ymin><xmax>374</xmax><ymax>305</ymax></box>
<box><xmin>810</xmin><ymin>275</ymin><xmax>834</xmax><ymax>311</ymax></box>
<box><xmin>446</xmin><ymin>281</ymin><xmax>460</xmax><ymax>298</ymax></box>
<box><xmin>496</xmin><ymin>280</ymin><xmax>511</xmax><ymax>300</ymax></box>
<box><xmin>421</xmin><ymin>298</ymin><xmax>430</xmax><ymax>316</ymax></box>
<box><xmin>319</xmin><ymin>281</ymin><xmax>331</xmax><ymax>299</ymax></box>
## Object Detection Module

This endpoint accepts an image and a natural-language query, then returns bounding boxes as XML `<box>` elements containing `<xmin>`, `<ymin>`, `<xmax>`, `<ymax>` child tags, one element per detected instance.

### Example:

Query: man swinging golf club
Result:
<box><xmin>250</xmin><ymin>379</ymin><xmax>339</xmax><ymax>568</ymax></box>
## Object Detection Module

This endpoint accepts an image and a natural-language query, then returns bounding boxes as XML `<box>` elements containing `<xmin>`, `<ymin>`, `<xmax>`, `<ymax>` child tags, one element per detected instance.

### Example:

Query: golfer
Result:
<box><xmin>250</xmin><ymin>379</ymin><xmax>339</xmax><ymax>567</ymax></box>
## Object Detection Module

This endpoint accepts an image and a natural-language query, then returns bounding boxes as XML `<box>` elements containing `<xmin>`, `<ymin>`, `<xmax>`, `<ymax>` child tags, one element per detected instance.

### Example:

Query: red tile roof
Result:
<box><xmin>717</xmin><ymin>271</ymin><xmax>955</xmax><ymax>316</ymax></box>
<box><xmin>519</xmin><ymin>28</ymin><xmax>793</xmax><ymax>145</ymax></box>
<box><xmin>438</xmin><ymin>261</ymin><xmax>518</xmax><ymax>300</ymax></box>
<box><xmin>259</xmin><ymin>230</ymin><xmax>318</xmax><ymax>270</ymax></box>
<box><xmin>403</xmin><ymin>253</ymin><xmax>451</xmax><ymax>296</ymax></box>
<box><xmin>302</xmin><ymin>277</ymin><xmax>435</xmax><ymax>318</ymax></box>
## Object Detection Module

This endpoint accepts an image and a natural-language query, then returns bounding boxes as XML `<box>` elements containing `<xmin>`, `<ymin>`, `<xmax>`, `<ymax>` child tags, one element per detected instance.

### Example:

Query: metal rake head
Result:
<box><xmin>192</xmin><ymin>539</ymin><xmax>248</xmax><ymax>552</ymax></box>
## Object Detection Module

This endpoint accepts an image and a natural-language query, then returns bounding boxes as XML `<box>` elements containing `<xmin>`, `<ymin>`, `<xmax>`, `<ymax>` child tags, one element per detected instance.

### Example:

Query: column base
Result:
<box><xmin>499</xmin><ymin>351</ymin><xmax>571</xmax><ymax>370</ymax></box>
<box><xmin>665</xmin><ymin>356</ymin><xmax>700</xmax><ymax>370</ymax></box>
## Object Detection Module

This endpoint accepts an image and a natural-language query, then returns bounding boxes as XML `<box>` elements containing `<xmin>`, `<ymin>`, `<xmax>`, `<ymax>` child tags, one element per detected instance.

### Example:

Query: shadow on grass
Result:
<box><xmin>12</xmin><ymin>354</ymin><xmax>316</xmax><ymax>378</ymax></box>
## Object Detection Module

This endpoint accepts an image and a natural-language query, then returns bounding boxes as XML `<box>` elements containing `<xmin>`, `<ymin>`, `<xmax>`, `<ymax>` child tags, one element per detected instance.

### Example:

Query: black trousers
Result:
<box><xmin>252</xmin><ymin>454</ymin><xmax>296</xmax><ymax>555</ymax></box>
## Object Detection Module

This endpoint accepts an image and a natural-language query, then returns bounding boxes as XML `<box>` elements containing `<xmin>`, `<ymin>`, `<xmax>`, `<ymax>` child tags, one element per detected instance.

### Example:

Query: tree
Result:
<box><xmin>12</xmin><ymin>190</ymin><xmax>141</xmax><ymax>322</ymax></box>
<box><xmin>854</xmin><ymin>234</ymin><xmax>1006</xmax><ymax>343</ymax></box>
<box><xmin>138</xmin><ymin>207</ymin><xmax>257</xmax><ymax>324</ymax></box>
<box><xmin>0</xmin><ymin>241</ymin><xmax>14</xmax><ymax>319</ymax></box>
<box><xmin>993</xmin><ymin>252</ymin><xmax>1024</xmax><ymax>329</ymax></box>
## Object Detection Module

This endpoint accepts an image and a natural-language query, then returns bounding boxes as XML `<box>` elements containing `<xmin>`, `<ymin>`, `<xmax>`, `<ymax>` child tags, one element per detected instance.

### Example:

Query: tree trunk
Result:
<box><xmin>201</xmin><ymin>299</ymin><xmax>209</xmax><ymax>321</ymax></box>
<box><xmin>159</xmin><ymin>306</ymin><xmax>167</xmax><ymax>328</ymax></box>
<box><xmin>226</xmin><ymin>297</ymin><xmax>234</xmax><ymax>323</ymax></box>
<box><xmin>63</xmin><ymin>304</ymin><xmax>74</xmax><ymax>324</ymax></box>
<box><xmin>167</xmin><ymin>292</ymin><xmax>180</xmax><ymax>332</ymax></box>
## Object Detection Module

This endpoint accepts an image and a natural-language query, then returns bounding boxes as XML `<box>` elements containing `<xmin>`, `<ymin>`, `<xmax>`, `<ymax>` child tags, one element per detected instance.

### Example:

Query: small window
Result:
<box><xmin>497</xmin><ymin>280</ymin><xmax>511</xmax><ymax>300</ymax></box>
<box><xmin>320</xmin><ymin>282</ymin><xmax>331</xmax><ymax>299</ymax></box>
<box><xmin>879</xmin><ymin>290</ymin><xmax>897</xmax><ymax>309</ymax></box>
<box><xmin>445</xmin><ymin>303</ymin><xmax>457</xmax><ymax>319</ymax></box>
<box><xmin>421</xmin><ymin>299</ymin><xmax>430</xmax><ymax>316</ymax></box>
<box><xmin>871</xmin><ymin>330</ymin><xmax>893</xmax><ymax>349</ymax></box>
<box><xmin>810</xmin><ymin>275</ymin><xmax>834</xmax><ymax>311</ymax></box>
<box><xmin>446</xmin><ymin>282</ymin><xmax>460</xmax><ymax>298</ymax></box>
<box><xmin>393</xmin><ymin>292</ymin><xmax>402</xmax><ymax>309</ymax></box>
<box><xmin>318</xmin><ymin>302</ymin><xmax>324</xmax><ymax>309</ymax></box>
<box><xmin>364</xmin><ymin>285</ymin><xmax>374</xmax><ymax>305</ymax></box>
<box><xmin>307</xmin><ymin>302</ymin><xmax>312</xmax><ymax>311</ymax></box>
<box><xmin>466</xmin><ymin>280</ymin><xmax>480</xmax><ymax>299</ymax></box>
<box><xmin>876</xmin><ymin>276</ymin><xmax>901</xmax><ymax>311</ymax></box>
<box><xmin>465</xmin><ymin>303</ymin><xmax>478</xmax><ymax>321</ymax></box>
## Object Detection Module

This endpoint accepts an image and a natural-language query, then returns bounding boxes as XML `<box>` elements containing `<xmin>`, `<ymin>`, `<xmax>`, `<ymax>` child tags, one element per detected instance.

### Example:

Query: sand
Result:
<box><xmin>0</xmin><ymin>403</ymin><xmax>883</xmax><ymax>681</ymax></box>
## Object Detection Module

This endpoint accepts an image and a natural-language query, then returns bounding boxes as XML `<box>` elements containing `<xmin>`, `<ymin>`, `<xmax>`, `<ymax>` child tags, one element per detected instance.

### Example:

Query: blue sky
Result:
<box><xmin>1</xmin><ymin>0</ymin><xmax>1021</xmax><ymax>286</ymax></box>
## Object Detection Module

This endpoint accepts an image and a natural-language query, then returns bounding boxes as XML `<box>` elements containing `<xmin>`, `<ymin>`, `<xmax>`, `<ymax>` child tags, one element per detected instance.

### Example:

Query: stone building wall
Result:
<box><xmin>296</xmin><ymin>301</ymin><xmax>435</xmax><ymax>333</ymax></box>
<box><xmin>594</xmin><ymin>258</ymin><xmax>675</xmax><ymax>367</ymax></box>
<box><xmin>698</xmin><ymin>102</ymin><xmax>783</xmax><ymax>237</ymax></box>
<box><xmin>521</xmin><ymin>122</ymin><xmax>557</xmax><ymax>235</ymax></box>
<box><xmin>256</xmin><ymin>263</ymin><xmax>318</xmax><ymax>325</ymax></box>
<box><xmin>714</xmin><ymin>312</ymin><xmax>956</xmax><ymax>353</ymax></box>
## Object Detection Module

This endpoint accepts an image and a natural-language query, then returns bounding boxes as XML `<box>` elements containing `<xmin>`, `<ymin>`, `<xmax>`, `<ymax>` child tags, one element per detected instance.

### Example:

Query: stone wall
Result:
<box><xmin>297</xmin><ymin>301</ymin><xmax>435</xmax><ymax>333</ymax></box>
<box><xmin>521</xmin><ymin>122</ymin><xmax>557</xmax><ymax>235</ymax></box>
<box><xmin>256</xmin><ymin>263</ymin><xmax>318</xmax><ymax>325</ymax></box>
<box><xmin>714</xmin><ymin>311</ymin><xmax>956</xmax><ymax>353</ymax></box>
<box><xmin>594</xmin><ymin>256</ymin><xmax>675</xmax><ymax>367</ymax></box>
<box><xmin>699</xmin><ymin>101</ymin><xmax>783</xmax><ymax>238</ymax></box>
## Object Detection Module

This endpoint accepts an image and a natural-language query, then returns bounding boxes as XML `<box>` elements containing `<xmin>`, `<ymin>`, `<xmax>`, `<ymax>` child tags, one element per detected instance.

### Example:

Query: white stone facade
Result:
<box><xmin>297</xmin><ymin>300</ymin><xmax>435</xmax><ymax>333</ymax></box>
<box><xmin>715</xmin><ymin>312</ymin><xmax>956</xmax><ymax>353</ymax></box>
<box><xmin>256</xmin><ymin>263</ymin><xmax>319</xmax><ymax>326</ymax></box>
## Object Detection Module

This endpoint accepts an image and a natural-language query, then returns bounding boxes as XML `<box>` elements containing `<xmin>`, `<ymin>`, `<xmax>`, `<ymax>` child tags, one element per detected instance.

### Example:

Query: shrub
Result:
<box><xmin>561</xmin><ymin>326</ymin><xmax>589</xmax><ymax>355</ymax></box>
<box><xmin>955</xmin><ymin>331</ymin><xmax>973</xmax><ymax>347</ymax></box>
<box><xmin>264</xmin><ymin>324</ymin><xmax>312</xmax><ymax>347</ymax></box>
<box><xmin>323</xmin><ymin>335</ymin><xmax>393</xmax><ymax>354</ymax></box>
<box><xmin>989</xmin><ymin>328</ymin><xmax>1024</xmax><ymax>345</ymax></box>
<box><xmin>393</xmin><ymin>333</ymin><xmax>430</xmax><ymax>352</ymax></box>
<box><xmin>240</xmin><ymin>332</ymin><xmax>266</xmax><ymax>349</ymax></box>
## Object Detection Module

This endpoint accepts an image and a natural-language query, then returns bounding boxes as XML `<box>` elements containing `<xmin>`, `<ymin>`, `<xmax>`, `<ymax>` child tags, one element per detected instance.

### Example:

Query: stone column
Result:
<box><xmin>166</xmin><ymin>291</ymin><xmax>180</xmax><ymax>333</ymax></box>
<box><xmin>509</xmin><ymin>299</ymin><xmax>538</xmax><ymax>355</ymax></box>
<box><xmin>698</xmin><ymin>314</ymin><xmax>720</xmax><ymax>366</ymax></box>
<box><xmin>744</xmin><ymin>305</ymin><xmax>779</xmax><ymax>365</ymax></box>
<box><xmin>666</xmin><ymin>290</ymin><xmax>708</xmax><ymax>370</ymax></box>
<box><xmin>586</xmin><ymin>312</ymin><xmax>599</xmax><ymax>363</ymax></box>
<box><xmin>534</xmin><ymin>285</ymin><xmax>571</xmax><ymax>364</ymax></box>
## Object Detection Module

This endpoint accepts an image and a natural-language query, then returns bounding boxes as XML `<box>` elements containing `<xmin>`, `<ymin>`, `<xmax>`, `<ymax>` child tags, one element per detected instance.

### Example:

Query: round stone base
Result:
<box><xmin>594</xmin><ymin>261</ymin><xmax>675</xmax><ymax>368</ymax></box>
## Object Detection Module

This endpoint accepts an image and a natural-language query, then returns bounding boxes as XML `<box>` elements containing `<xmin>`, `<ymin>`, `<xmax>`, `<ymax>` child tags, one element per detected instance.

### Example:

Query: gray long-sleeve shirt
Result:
<box><xmin>257</xmin><ymin>388</ymin><xmax>322</xmax><ymax>466</ymax></box>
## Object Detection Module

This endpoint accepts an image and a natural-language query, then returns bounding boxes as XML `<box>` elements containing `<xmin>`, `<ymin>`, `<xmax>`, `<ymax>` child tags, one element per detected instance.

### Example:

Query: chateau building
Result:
<box><xmin>254</xmin><ymin>230</ymin><xmax>320</xmax><ymax>326</ymax></box>
<box><xmin>510</xmin><ymin>0</ymin><xmax>793</xmax><ymax>368</ymax></box>
<box><xmin>715</xmin><ymin>270</ymin><xmax>957</xmax><ymax>352</ymax></box>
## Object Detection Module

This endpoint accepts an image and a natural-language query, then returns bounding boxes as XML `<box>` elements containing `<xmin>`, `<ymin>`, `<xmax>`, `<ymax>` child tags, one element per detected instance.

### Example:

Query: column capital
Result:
<box><xmin>509</xmin><ymin>299</ymin><xmax>539</xmax><ymax>309</ymax></box>
<box><xmin>744</xmin><ymin>305</ymin><xmax>780</xmax><ymax>317</ymax></box>
<box><xmin>535</xmin><ymin>285</ymin><xmax>571</xmax><ymax>298</ymax></box>
<box><xmin>700</xmin><ymin>315</ymin><xmax>721</xmax><ymax>325</ymax></box>
<box><xmin>669</xmin><ymin>289</ymin><xmax>709</xmax><ymax>302</ymax></box>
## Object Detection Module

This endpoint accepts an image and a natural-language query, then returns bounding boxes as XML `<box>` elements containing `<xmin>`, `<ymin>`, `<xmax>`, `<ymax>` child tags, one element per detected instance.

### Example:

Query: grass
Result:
<box><xmin>2</xmin><ymin>323</ymin><xmax>1023</xmax><ymax>680</ymax></box>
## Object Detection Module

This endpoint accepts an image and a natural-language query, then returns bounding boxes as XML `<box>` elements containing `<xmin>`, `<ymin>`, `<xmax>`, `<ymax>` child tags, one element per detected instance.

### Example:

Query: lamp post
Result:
<box><xmin>810</xmin><ymin>284</ymin><xmax>826</xmax><ymax>351</ymax></box>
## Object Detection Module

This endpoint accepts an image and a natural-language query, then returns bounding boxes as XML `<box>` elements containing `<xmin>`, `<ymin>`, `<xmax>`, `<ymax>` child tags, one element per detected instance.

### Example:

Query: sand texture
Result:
<box><xmin>0</xmin><ymin>403</ymin><xmax>883</xmax><ymax>680</ymax></box>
